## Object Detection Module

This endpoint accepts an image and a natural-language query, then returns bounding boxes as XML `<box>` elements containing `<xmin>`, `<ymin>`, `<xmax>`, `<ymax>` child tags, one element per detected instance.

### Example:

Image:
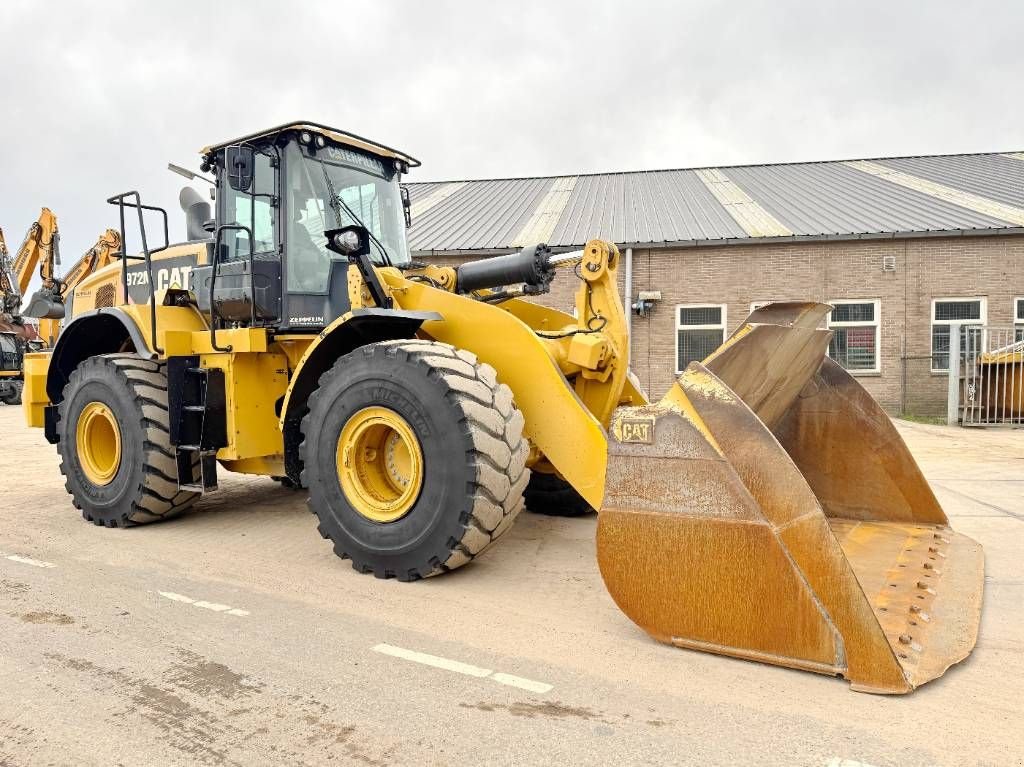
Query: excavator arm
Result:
<box><xmin>12</xmin><ymin>208</ymin><xmax>60</xmax><ymax>298</ymax></box>
<box><xmin>24</xmin><ymin>228</ymin><xmax>122</xmax><ymax>345</ymax></box>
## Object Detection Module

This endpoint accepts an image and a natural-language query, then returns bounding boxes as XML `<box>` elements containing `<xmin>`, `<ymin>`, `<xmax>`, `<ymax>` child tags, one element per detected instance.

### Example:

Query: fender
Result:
<box><xmin>382</xmin><ymin>273</ymin><xmax>610</xmax><ymax>509</ymax></box>
<box><xmin>279</xmin><ymin>308</ymin><xmax>441</xmax><ymax>482</ymax></box>
<box><xmin>45</xmin><ymin>307</ymin><xmax>155</xmax><ymax>403</ymax></box>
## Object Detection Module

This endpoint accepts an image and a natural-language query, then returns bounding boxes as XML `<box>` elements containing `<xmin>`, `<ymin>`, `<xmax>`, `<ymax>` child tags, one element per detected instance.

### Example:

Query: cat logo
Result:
<box><xmin>619</xmin><ymin>417</ymin><xmax>654</xmax><ymax>444</ymax></box>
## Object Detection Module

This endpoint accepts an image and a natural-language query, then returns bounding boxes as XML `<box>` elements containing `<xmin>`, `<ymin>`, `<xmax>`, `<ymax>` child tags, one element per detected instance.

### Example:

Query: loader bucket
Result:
<box><xmin>597</xmin><ymin>302</ymin><xmax>984</xmax><ymax>694</ymax></box>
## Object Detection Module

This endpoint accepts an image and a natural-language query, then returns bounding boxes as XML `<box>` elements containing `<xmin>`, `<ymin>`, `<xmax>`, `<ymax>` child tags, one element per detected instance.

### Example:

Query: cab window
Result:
<box><xmin>223</xmin><ymin>151</ymin><xmax>277</xmax><ymax>260</ymax></box>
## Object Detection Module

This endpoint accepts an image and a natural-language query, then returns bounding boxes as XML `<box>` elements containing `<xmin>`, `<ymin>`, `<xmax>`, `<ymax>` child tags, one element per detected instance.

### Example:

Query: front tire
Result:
<box><xmin>58</xmin><ymin>354</ymin><xmax>199</xmax><ymax>527</ymax></box>
<box><xmin>300</xmin><ymin>340</ymin><xmax>529</xmax><ymax>581</ymax></box>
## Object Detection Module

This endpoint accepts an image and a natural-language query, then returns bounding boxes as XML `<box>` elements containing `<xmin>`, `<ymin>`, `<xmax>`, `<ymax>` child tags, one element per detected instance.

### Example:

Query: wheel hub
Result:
<box><xmin>336</xmin><ymin>406</ymin><xmax>424</xmax><ymax>523</ymax></box>
<box><xmin>76</xmin><ymin>401</ymin><xmax>122</xmax><ymax>486</ymax></box>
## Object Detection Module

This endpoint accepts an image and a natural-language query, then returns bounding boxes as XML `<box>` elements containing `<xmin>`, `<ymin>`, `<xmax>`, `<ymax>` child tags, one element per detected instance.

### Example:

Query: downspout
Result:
<box><xmin>623</xmin><ymin>246</ymin><xmax>633</xmax><ymax>340</ymax></box>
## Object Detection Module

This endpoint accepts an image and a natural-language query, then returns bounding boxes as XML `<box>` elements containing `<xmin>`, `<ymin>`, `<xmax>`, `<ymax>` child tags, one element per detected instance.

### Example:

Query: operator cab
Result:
<box><xmin>194</xmin><ymin>122</ymin><xmax>418</xmax><ymax>333</ymax></box>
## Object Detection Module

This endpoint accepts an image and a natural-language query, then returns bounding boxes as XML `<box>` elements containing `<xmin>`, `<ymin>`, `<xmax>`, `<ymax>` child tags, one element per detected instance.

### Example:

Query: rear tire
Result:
<box><xmin>524</xmin><ymin>472</ymin><xmax>595</xmax><ymax>517</ymax></box>
<box><xmin>57</xmin><ymin>354</ymin><xmax>199</xmax><ymax>527</ymax></box>
<box><xmin>300</xmin><ymin>340</ymin><xmax>529</xmax><ymax>581</ymax></box>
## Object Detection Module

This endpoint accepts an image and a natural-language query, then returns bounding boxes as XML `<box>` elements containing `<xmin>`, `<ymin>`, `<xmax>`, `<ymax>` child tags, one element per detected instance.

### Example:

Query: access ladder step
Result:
<box><xmin>176</xmin><ymin>449</ymin><xmax>219</xmax><ymax>493</ymax></box>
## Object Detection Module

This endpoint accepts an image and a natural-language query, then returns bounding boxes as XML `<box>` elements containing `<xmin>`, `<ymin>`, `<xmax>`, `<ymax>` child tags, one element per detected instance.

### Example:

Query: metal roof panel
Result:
<box><xmin>406</xmin><ymin>152</ymin><xmax>1024</xmax><ymax>253</ymax></box>
<box><xmin>876</xmin><ymin>154</ymin><xmax>1024</xmax><ymax>210</ymax></box>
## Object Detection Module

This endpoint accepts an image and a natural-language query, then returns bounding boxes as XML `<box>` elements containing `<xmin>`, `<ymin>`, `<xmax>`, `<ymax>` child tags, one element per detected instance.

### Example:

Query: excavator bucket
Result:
<box><xmin>597</xmin><ymin>302</ymin><xmax>984</xmax><ymax>693</ymax></box>
<box><xmin>23</xmin><ymin>287</ymin><xmax>65</xmax><ymax>320</ymax></box>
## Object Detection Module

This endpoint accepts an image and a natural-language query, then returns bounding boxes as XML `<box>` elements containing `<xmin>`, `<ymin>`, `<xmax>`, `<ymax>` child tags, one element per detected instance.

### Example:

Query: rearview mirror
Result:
<box><xmin>225</xmin><ymin>146</ymin><xmax>254</xmax><ymax>192</ymax></box>
<box><xmin>400</xmin><ymin>184</ymin><xmax>412</xmax><ymax>229</ymax></box>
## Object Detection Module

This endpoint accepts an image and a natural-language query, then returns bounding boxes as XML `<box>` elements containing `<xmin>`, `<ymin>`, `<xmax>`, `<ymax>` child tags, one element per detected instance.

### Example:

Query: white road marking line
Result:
<box><xmin>489</xmin><ymin>672</ymin><xmax>554</xmax><ymax>694</ymax></box>
<box><xmin>372</xmin><ymin>643</ymin><xmax>553</xmax><ymax>693</ymax></box>
<box><xmin>193</xmin><ymin>600</ymin><xmax>231</xmax><ymax>612</ymax></box>
<box><xmin>826</xmin><ymin>758</ymin><xmax>881</xmax><ymax>767</ymax></box>
<box><xmin>158</xmin><ymin>591</ymin><xmax>194</xmax><ymax>603</ymax></box>
<box><xmin>157</xmin><ymin>591</ymin><xmax>248</xmax><ymax>616</ymax></box>
<box><xmin>4</xmin><ymin>555</ymin><xmax>56</xmax><ymax>569</ymax></box>
<box><xmin>373</xmin><ymin>643</ymin><xmax>492</xmax><ymax>677</ymax></box>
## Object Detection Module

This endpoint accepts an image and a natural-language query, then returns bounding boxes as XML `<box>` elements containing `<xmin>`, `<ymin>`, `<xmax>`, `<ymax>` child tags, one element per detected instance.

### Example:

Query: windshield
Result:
<box><xmin>286</xmin><ymin>143</ymin><xmax>409</xmax><ymax>293</ymax></box>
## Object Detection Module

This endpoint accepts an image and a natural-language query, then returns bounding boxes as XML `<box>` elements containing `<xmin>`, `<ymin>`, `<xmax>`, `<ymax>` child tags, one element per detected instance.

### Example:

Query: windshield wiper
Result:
<box><xmin>317</xmin><ymin>160</ymin><xmax>393</xmax><ymax>267</ymax></box>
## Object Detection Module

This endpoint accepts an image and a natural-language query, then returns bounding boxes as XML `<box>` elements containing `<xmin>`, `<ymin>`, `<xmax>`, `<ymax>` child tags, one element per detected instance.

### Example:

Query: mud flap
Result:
<box><xmin>597</xmin><ymin>303</ymin><xmax>984</xmax><ymax>693</ymax></box>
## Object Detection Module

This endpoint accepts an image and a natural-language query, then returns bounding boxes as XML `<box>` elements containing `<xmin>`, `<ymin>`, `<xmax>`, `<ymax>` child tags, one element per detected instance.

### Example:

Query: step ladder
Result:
<box><xmin>167</xmin><ymin>357</ymin><xmax>227</xmax><ymax>493</ymax></box>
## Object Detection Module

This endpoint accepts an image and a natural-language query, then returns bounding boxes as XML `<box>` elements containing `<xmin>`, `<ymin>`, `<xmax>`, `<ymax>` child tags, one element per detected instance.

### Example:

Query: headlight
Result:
<box><xmin>333</xmin><ymin>230</ymin><xmax>362</xmax><ymax>254</ymax></box>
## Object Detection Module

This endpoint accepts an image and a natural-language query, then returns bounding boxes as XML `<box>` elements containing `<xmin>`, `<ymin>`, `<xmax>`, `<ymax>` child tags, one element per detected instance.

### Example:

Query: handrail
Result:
<box><xmin>106</xmin><ymin>192</ymin><xmax>169</xmax><ymax>355</ymax></box>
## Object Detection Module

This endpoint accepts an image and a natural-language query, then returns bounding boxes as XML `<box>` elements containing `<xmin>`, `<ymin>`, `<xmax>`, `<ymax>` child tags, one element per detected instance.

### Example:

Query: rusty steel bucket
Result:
<box><xmin>597</xmin><ymin>303</ymin><xmax>984</xmax><ymax>694</ymax></box>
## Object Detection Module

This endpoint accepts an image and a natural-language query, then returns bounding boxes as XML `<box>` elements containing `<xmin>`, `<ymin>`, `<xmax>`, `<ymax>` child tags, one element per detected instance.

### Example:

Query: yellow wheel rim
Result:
<box><xmin>76</xmin><ymin>401</ymin><xmax>122</xmax><ymax>486</ymax></box>
<box><xmin>336</xmin><ymin>406</ymin><xmax>424</xmax><ymax>523</ymax></box>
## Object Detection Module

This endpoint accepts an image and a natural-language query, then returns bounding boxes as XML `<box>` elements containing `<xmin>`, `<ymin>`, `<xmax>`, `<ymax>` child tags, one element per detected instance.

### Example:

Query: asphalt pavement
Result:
<box><xmin>0</xmin><ymin>407</ymin><xmax>1020</xmax><ymax>766</ymax></box>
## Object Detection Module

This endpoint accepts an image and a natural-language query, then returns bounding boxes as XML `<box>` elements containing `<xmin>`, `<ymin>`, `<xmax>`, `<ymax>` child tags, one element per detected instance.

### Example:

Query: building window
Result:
<box><xmin>1016</xmin><ymin>298</ymin><xmax>1024</xmax><ymax>342</ymax></box>
<box><xmin>827</xmin><ymin>300</ymin><xmax>880</xmax><ymax>373</ymax></box>
<box><xmin>932</xmin><ymin>298</ymin><xmax>986</xmax><ymax>372</ymax></box>
<box><xmin>676</xmin><ymin>304</ymin><xmax>726</xmax><ymax>372</ymax></box>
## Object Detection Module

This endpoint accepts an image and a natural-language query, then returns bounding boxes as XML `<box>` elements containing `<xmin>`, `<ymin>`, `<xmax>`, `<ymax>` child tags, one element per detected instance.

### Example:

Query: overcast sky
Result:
<box><xmin>1</xmin><ymin>0</ymin><xmax>1021</xmax><ymax>265</ymax></box>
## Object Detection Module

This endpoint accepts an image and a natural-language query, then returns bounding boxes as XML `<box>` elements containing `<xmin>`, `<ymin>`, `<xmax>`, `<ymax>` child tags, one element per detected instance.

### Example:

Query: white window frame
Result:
<box><xmin>1015</xmin><ymin>297</ymin><xmax>1024</xmax><ymax>341</ymax></box>
<box><xmin>675</xmin><ymin>303</ymin><xmax>727</xmax><ymax>373</ymax></box>
<box><xmin>931</xmin><ymin>296</ymin><xmax>987</xmax><ymax>373</ymax></box>
<box><xmin>827</xmin><ymin>299</ymin><xmax>881</xmax><ymax>374</ymax></box>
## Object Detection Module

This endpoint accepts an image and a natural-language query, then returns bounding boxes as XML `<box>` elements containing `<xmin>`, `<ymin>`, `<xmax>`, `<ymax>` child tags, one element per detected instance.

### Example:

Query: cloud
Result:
<box><xmin>1</xmin><ymin>0</ymin><xmax>1020</xmax><ymax>266</ymax></box>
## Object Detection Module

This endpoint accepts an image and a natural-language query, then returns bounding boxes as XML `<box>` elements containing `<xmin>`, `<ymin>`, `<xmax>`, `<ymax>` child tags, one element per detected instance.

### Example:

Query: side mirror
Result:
<box><xmin>400</xmin><ymin>184</ymin><xmax>412</xmax><ymax>229</ymax></box>
<box><xmin>225</xmin><ymin>145</ymin><xmax>254</xmax><ymax>191</ymax></box>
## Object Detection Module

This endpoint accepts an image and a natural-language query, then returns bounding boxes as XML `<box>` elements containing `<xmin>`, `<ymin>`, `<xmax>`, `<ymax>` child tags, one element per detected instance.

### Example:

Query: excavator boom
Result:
<box><xmin>12</xmin><ymin>208</ymin><xmax>59</xmax><ymax>297</ymax></box>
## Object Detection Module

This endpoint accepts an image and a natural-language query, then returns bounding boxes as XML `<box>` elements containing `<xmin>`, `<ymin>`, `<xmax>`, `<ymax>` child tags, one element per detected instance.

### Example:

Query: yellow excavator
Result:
<box><xmin>5</xmin><ymin>208</ymin><xmax>61</xmax><ymax>345</ymax></box>
<box><xmin>23</xmin><ymin>227</ymin><xmax>122</xmax><ymax>344</ymax></box>
<box><xmin>20</xmin><ymin>122</ymin><xmax>983</xmax><ymax>694</ymax></box>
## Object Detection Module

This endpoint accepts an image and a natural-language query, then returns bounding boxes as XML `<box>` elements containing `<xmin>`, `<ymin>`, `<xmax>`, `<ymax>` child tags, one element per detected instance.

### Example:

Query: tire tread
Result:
<box><xmin>300</xmin><ymin>340</ymin><xmax>529</xmax><ymax>579</ymax></box>
<box><xmin>57</xmin><ymin>353</ymin><xmax>199</xmax><ymax>526</ymax></box>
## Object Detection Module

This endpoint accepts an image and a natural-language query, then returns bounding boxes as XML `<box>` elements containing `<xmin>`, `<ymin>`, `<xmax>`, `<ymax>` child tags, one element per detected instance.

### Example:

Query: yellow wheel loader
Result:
<box><xmin>21</xmin><ymin>122</ymin><xmax>983</xmax><ymax>694</ymax></box>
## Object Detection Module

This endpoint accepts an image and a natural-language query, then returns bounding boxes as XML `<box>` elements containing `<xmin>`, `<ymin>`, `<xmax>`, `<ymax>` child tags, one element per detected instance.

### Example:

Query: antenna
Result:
<box><xmin>168</xmin><ymin>162</ymin><xmax>215</xmax><ymax>186</ymax></box>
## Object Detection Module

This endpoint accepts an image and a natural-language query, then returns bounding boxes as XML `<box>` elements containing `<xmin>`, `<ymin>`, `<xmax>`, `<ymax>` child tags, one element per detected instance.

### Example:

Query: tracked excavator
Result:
<box><xmin>20</xmin><ymin>122</ymin><xmax>983</xmax><ymax>693</ymax></box>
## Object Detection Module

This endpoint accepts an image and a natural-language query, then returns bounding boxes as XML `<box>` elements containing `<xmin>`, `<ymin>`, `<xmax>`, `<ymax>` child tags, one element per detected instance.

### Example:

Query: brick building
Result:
<box><xmin>405</xmin><ymin>153</ymin><xmax>1024</xmax><ymax>416</ymax></box>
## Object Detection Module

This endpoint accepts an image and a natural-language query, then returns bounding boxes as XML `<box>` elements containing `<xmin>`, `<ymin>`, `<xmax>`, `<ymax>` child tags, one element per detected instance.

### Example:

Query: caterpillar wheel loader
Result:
<box><xmin>21</xmin><ymin>122</ymin><xmax>983</xmax><ymax>694</ymax></box>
